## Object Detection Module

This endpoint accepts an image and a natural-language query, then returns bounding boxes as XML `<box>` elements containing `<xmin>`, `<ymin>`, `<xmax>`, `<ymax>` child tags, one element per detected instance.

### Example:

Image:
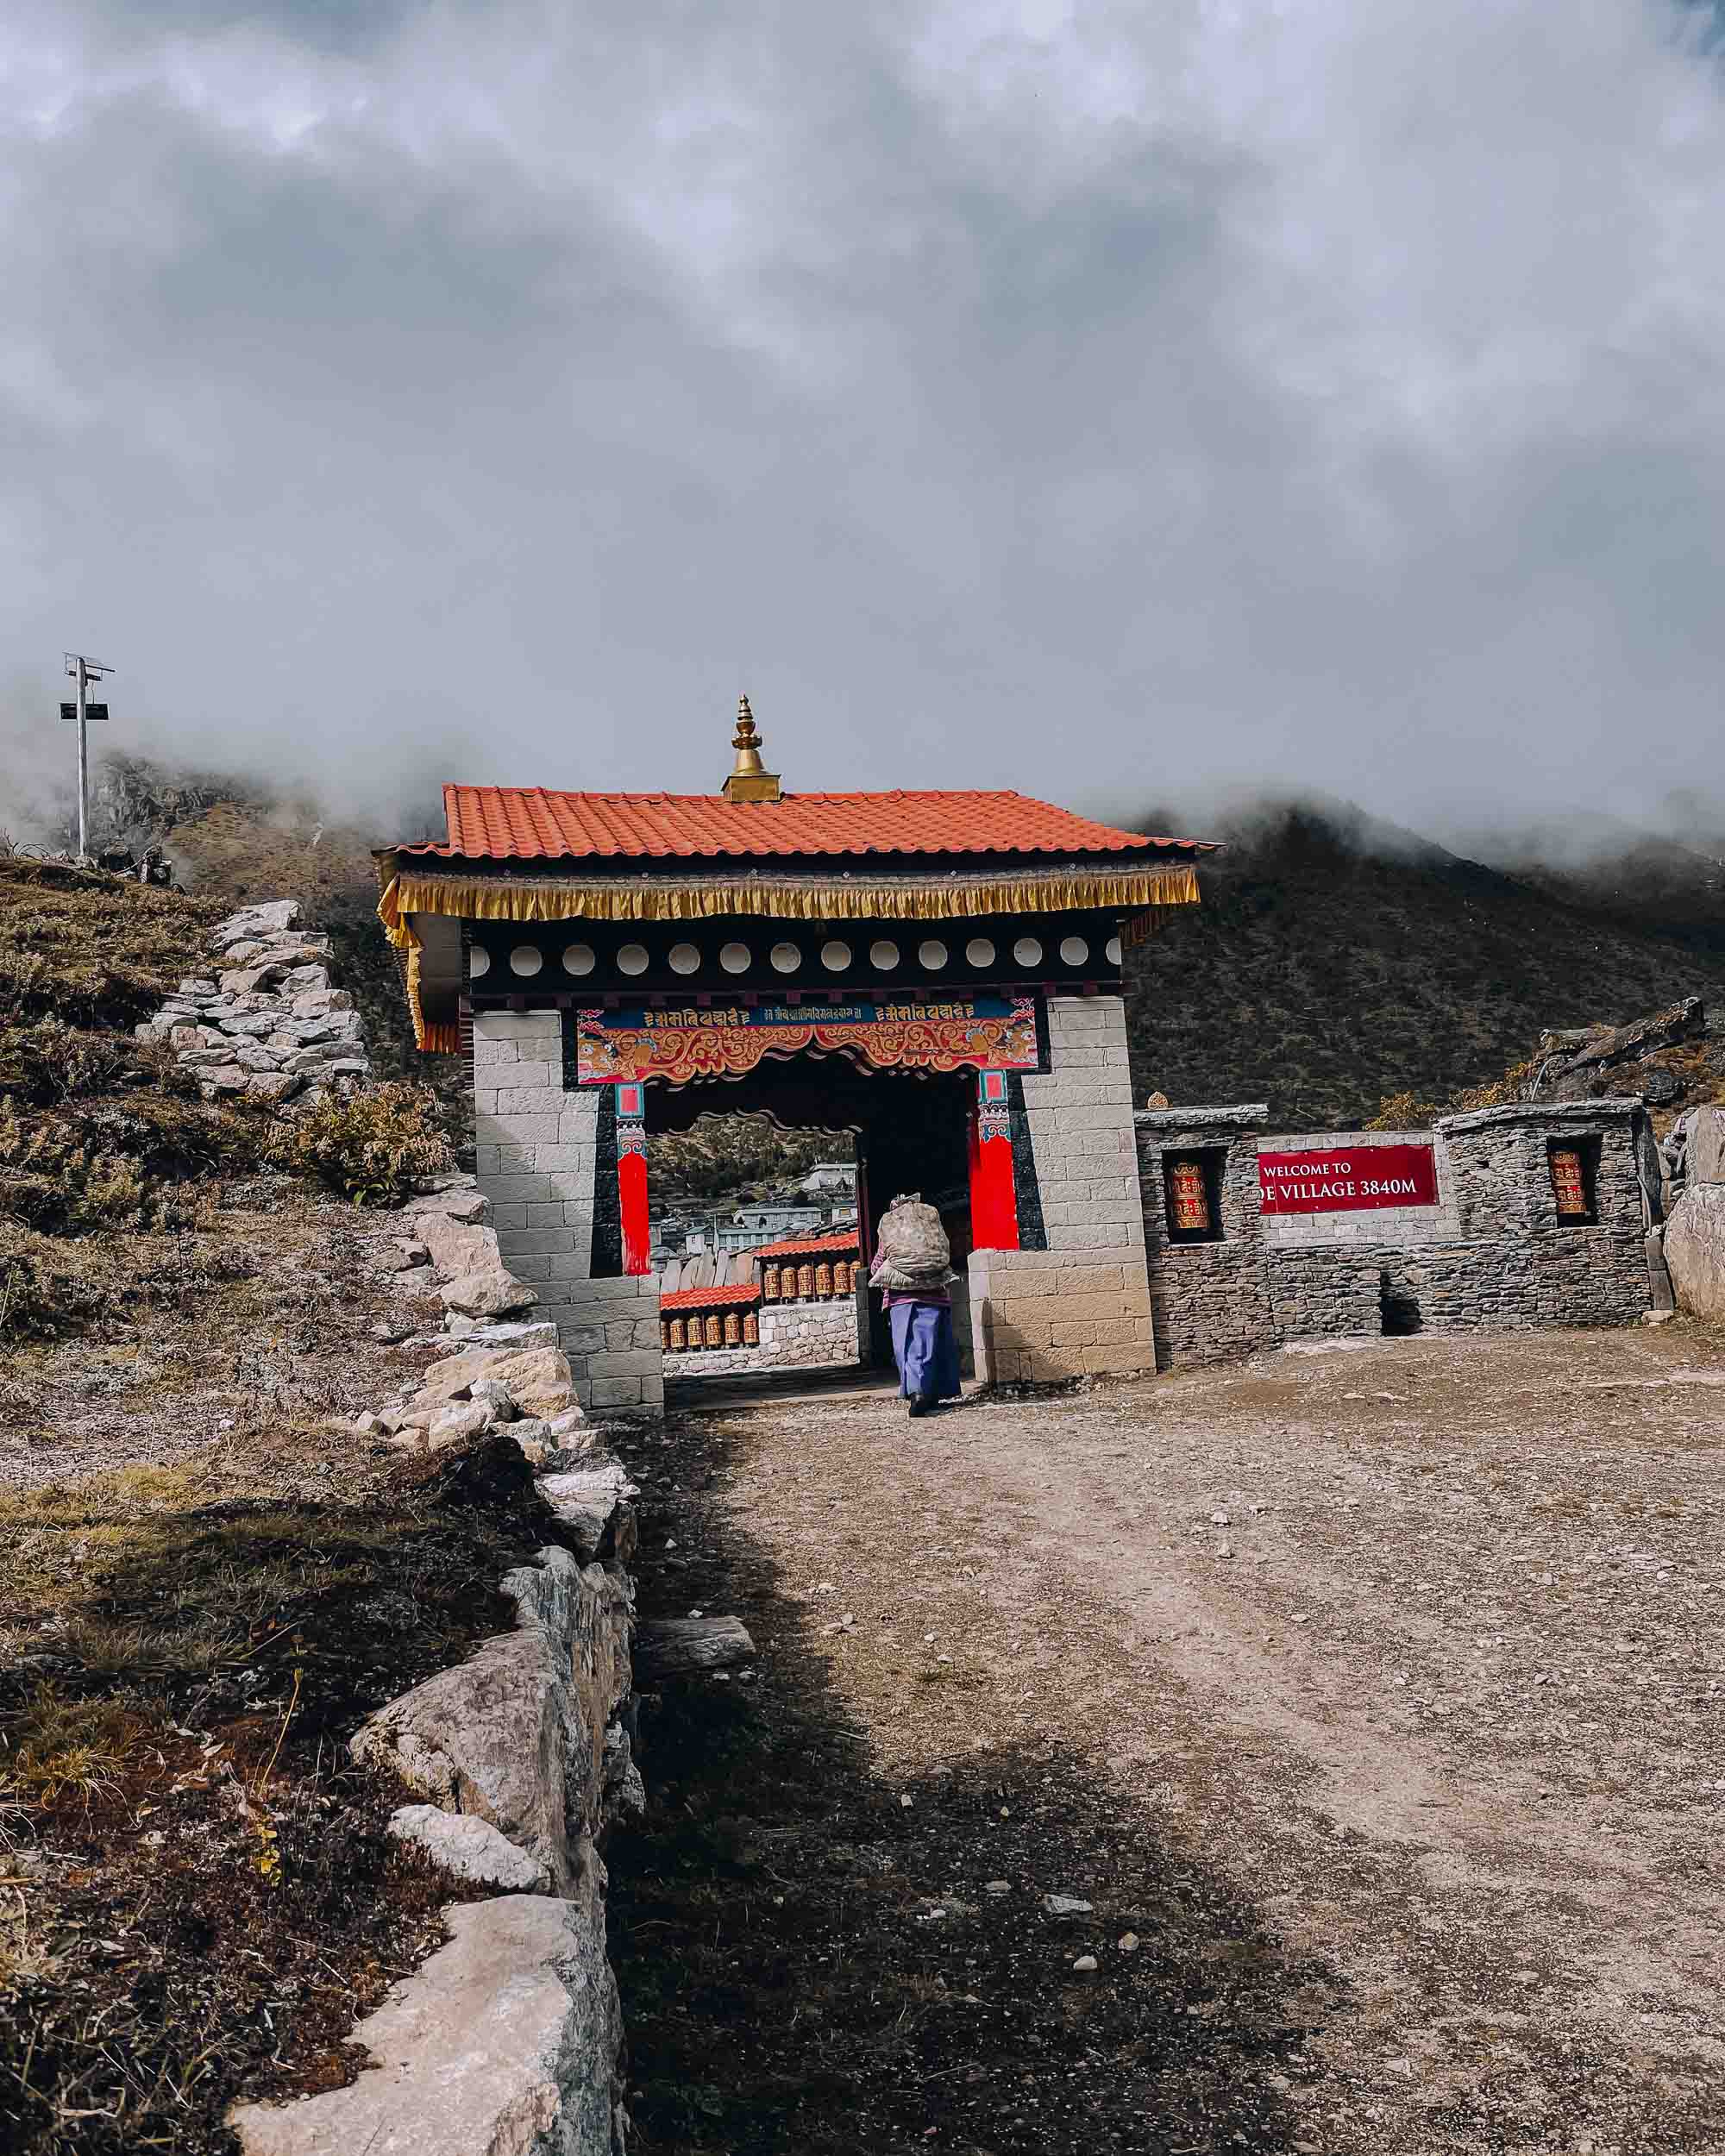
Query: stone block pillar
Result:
<box><xmin>472</xmin><ymin>1010</ymin><xmax>662</xmax><ymax>1414</ymax></box>
<box><xmin>1016</xmin><ymin>995</ymin><xmax>1149</xmax><ymax>1253</ymax></box>
<box><xmin>963</xmin><ymin>993</ymin><xmax>1158</xmax><ymax>1385</ymax></box>
<box><xmin>967</xmin><ymin>1247</ymin><xmax>1157</xmax><ymax>1383</ymax></box>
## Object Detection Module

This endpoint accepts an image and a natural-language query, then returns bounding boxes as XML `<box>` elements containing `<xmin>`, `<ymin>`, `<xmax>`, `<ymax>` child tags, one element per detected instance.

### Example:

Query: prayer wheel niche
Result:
<box><xmin>762</xmin><ymin>1264</ymin><xmax>781</xmax><ymax>1300</ymax></box>
<box><xmin>1549</xmin><ymin>1145</ymin><xmax>1590</xmax><ymax>1220</ymax></box>
<box><xmin>815</xmin><ymin>1261</ymin><xmax>832</xmax><ymax>1298</ymax></box>
<box><xmin>1165</xmin><ymin>1156</ymin><xmax>1212</xmax><ymax>1238</ymax></box>
<box><xmin>797</xmin><ymin>1262</ymin><xmax>815</xmax><ymax>1298</ymax></box>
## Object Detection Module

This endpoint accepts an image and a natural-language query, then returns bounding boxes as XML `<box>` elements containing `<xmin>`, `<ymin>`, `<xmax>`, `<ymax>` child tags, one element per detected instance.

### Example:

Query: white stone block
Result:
<box><xmin>586</xmin><ymin>1349</ymin><xmax>662</xmax><ymax>1379</ymax></box>
<box><xmin>493</xmin><ymin>1087</ymin><xmax>561</xmax><ymax>1117</ymax></box>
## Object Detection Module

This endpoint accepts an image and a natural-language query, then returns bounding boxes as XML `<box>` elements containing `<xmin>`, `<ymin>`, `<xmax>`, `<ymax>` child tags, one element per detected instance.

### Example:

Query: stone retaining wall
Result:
<box><xmin>231</xmin><ymin>1300</ymin><xmax>641</xmax><ymax>2154</ymax></box>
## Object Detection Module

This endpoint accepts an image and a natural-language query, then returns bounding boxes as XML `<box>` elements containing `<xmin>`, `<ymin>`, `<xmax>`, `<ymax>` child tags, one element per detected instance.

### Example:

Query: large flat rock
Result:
<box><xmin>1664</xmin><ymin>1183</ymin><xmax>1725</xmax><ymax>1319</ymax></box>
<box><xmin>229</xmin><ymin>1892</ymin><xmax>621</xmax><ymax>2156</ymax></box>
<box><xmin>352</xmin><ymin>1546</ymin><xmax>630</xmax><ymax>1890</ymax></box>
<box><xmin>1688</xmin><ymin>1106</ymin><xmax>1725</xmax><ymax>1188</ymax></box>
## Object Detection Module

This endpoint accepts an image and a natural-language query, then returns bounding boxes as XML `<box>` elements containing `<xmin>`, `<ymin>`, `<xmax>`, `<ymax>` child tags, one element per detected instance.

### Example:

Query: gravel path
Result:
<box><xmin>622</xmin><ymin>1324</ymin><xmax>1725</xmax><ymax>2153</ymax></box>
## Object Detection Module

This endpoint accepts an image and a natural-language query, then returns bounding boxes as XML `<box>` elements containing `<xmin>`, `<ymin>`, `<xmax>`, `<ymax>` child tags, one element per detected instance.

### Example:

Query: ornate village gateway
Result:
<box><xmin>377</xmin><ymin>702</ymin><xmax>1212</xmax><ymax>1411</ymax></box>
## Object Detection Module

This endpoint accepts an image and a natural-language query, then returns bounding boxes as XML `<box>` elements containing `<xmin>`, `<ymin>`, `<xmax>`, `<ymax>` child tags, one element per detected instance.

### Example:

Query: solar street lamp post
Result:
<box><xmin>60</xmin><ymin>653</ymin><xmax>113</xmax><ymax>865</ymax></box>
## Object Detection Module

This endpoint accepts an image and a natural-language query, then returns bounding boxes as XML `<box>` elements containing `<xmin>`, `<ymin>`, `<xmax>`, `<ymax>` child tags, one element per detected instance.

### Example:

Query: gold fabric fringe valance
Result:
<box><xmin>380</xmin><ymin>861</ymin><xmax>1199</xmax><ymax>931</ymax></box>
<box><xmin>379</xmin><ymin>858</ymin><xmax>1201</xmax><ymax>1050</ymax></box>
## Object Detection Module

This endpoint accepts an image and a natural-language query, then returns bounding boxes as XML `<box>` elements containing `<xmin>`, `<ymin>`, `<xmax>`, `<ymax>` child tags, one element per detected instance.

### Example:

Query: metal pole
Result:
<box><xmin>75</xmin><ymin>655</ymin><xmax>89</xmax><ymax>865</ymax></box>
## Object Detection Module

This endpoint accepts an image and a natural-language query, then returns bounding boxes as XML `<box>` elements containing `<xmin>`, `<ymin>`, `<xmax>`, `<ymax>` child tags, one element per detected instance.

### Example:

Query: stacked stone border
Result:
<box><xmin>229</xmin><ymin>1183</ymin><xmax>650</xmax><ymax>2155</ymax></box>
<box><xmin>1137</xmin><ymin>1099</ymin><xmax>1661</xmax><ymax>1369</ymax></box>
<box><xmin>137</xmin><ymin>897</ymin><xmax>372</xmax><ymax>1104</ymax></box>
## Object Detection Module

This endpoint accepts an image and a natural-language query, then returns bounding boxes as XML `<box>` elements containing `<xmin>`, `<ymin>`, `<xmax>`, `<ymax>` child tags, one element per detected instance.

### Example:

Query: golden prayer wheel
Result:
<box><xmin>660</xmin><ymin>1319</ymin><xmax>671</xmax><ymax>1351</ymax></box>
<box><xmin>815</xmin><ymin>1262</ymin><xmax>832</xmax><ymax>1298</ymax></box>
<box><xmin>724</xmin><ymin>1310</ymin><xmax>741</xmax><ymax>1345</ymax></box>
<box><xmin>668</xmin><ymin>1316</ymin><xmax>685</xmax><ymax>1351</ymax></box>
<box><xmin>1550</xmin><ymin>1146</ymin><xmax>1589</xmax><ymax>1218</ymax></box>
<box><xmin>762</xmin><ymin>1264</ymin><xmax>781</xmax><ymax>1300</ymax></box>
<box><xmin>833</xmin><ymin>1260</ymin><xmax>850</xmax><ymax>1294</ymax></box>
<box><xmin>743</xmin><ymin>1311</ymin><xmax>759</xmax><ymax>1344</ymax></box>
<box><xmin>797</xmin><ymin>1262</ymin><xmax>815</xmax><ymax>1298</ymax></box>
<box><xmin>705</xmin><ymin>1313</ymin><xmax>723</xmax><ymax>1347</ymax></box>
<box><xmin>1166</xmin><ymin>1156</ymin><xmax>1211</xmax><ymax>1236</ymax></box>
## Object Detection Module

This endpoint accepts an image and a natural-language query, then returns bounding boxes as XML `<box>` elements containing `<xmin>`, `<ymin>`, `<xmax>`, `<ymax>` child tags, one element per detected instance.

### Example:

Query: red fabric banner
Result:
<box><xmin>1258</xmin><ymin>1143</ymin><xmax>1438</xmax><ymax>1216</ymax></box>
<box><xmin>618</xmin><ymin>1148</ymin><xmax>651</xmax><ymax>1275</ymax></box>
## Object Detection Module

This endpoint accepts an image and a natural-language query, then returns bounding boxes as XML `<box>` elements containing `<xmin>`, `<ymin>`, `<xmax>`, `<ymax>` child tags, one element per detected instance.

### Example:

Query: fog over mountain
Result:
<box><xmin>5</xmin><ymin>2</ymin><xmax>1725</xmax><ymax>842</ymax></box>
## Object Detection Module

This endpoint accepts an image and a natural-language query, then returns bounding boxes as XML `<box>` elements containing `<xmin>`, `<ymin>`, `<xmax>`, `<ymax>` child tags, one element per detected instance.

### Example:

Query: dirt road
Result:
<box><xmin>611</xmin><ymin>1326</ymin><xmax>1725</xmax><ymax>2154</ymax></box>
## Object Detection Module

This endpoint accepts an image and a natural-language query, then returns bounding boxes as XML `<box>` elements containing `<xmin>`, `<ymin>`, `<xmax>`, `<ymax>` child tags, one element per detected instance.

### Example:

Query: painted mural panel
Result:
<box><xmin>575</xmin><ymin>993</ymin><xmax>1039</xmax><ymax>1086</ymax></box>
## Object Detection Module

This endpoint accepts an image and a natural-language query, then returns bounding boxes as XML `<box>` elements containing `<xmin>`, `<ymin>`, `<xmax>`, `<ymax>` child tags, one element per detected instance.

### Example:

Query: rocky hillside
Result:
<box><xmin>1123</xmin><ymin>799</ymin><xmax>1725</xmax><ymax>1128</ymax></box>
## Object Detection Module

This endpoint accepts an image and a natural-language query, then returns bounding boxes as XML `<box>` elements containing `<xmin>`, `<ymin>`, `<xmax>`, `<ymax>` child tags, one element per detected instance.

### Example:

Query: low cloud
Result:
<box><xmin>4</xmin><ymin>1</ymin><xmax>1725</xmax><ymax>843</ymax></box>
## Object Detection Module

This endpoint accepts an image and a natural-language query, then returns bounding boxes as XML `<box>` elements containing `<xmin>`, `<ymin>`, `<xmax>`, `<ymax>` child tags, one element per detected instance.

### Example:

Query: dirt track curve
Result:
<box><xmin>612</xmin><ymin>1326</ymin><xmax>1725</xmax><ymax>2155</ymax></box>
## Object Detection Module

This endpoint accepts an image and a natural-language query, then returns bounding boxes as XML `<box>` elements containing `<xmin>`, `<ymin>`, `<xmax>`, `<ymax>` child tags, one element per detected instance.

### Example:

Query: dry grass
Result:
<box><xmin>0</xmin><ymin>1423</ymin><xmax>556</xmax><ymax>2153</ymax></box>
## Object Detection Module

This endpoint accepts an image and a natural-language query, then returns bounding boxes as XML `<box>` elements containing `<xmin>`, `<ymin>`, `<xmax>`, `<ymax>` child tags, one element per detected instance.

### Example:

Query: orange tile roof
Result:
<box><xmin>661</xmin><ymin>1281</ymin><xmax>761</xmax><ymax>1311</ymax></box>
<box><xmin>752</xmin><ymin>1232</ymin><xmax>860</xmax><ymax>1260</ymax></box>
<box><xmin>404</xmin><ymin>787</ymin><xmax>1210</xmax><ymax>864</ymax></box>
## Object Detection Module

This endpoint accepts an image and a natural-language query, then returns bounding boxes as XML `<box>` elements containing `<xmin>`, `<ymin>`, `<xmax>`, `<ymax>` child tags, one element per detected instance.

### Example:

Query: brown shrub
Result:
<box><xmin>264</xmin><ymin>1081</ymin><xmax>453</xmax><ymax>1206</ymax></box>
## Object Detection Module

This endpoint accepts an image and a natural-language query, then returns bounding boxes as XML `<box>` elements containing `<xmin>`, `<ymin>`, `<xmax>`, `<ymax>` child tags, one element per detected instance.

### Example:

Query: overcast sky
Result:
<box><xmin>4</xmin><ymin>0</ymin><xmax>1725</xmax><ymax>843</ymax></box>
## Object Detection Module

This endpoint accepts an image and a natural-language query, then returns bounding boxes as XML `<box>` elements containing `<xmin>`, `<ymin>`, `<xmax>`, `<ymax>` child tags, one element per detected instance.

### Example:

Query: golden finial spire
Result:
<box><xmin>722</xmin><ymin>693</ymin><xmax>781</xmax><ymax>802</ymax></box>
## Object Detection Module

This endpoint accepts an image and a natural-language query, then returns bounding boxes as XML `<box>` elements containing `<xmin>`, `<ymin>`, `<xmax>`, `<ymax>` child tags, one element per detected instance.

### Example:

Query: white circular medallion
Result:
<box><xmin>820</xmin><ymin>939</ymin><xmax>852</xmax><ymax>972</ymax></box>
<box><xmin>719</xmin><ymin>942</ymin><xmax>750</xmax><ymax>974</ymax></box>
<box><xmin>618</xmin><ymin>943</ymin><xmax>649</xmax><ymax>976</ymax></box>
<box><xmin>468</xmin><ymin>945</ymin><xmax>491</xmax><ymax>979</ymax></box>
<box><xmin>918</xmin><ymin>937</ymin><xmax>949</xmax><ymax>971</ymax></box>
<box><xmin>1106</xmin><ymin>935</ymin><xmax>1122</xmax><ymax>965</ymax></box>
<box><xmin>1012</xmin><ymin>936</ymin><xmax>1042</xmax><ymax>968</ymax></box>
<box><xmin>668</xmin><ymin>943</ymin><xmax>700</xmax><ymax>975</ymax></box>
<box><xmin>769</xmin><ymin>941</ymin><xmax>802</xmax><ymax>974</ymax></box>
<box><xmin>508</xmin><ymin>943</ymin><xmax>543</xmax><ymax>978</ymax></box>
<box><xmin>869</xmin><ymin>938</ymin><xmax>900</xmax><ymax>970</ymax></box>
<box><xmin>965</xmin><ymin>937</ymin><xmax>995</xmax><ymax>968</ymax></box>
<box><xmin>1059</xmin><ymin>935</ymin><xmax>1089</xmax><ymax>966</ymax></box>
<box><xmin>562</xmin><ymin>943</ymin><xmax>595</xmax><ymax>976</ymax></box>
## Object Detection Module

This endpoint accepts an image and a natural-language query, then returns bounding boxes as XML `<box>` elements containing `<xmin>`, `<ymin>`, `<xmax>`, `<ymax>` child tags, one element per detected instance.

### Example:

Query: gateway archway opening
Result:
<box><xmin>643</xmin><ymin>1050</ymin><xmax>975</xmax><ymax>1391</ymax></box>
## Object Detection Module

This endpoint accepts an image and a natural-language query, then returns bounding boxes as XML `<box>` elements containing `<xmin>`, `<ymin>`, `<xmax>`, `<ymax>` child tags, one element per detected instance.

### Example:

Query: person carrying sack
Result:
<box><xmin>869</xmin><ymin>1192</ymin><xmax>961</xmax><ymax>1417</ymax></box>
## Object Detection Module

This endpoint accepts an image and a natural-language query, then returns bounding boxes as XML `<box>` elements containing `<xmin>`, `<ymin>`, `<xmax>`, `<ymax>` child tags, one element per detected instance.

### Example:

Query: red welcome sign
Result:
<box><xmin>1258</xmin><ymin>1143</ymin><xmax>1438</xmax><ymax>1216</ymax></box>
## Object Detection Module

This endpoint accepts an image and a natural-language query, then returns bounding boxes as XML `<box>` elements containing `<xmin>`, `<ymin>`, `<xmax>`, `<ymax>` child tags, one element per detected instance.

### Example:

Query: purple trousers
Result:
<box><xmin>888</xmin><ymin>1301</ymin><xmax>961</xmax><ymax>1402</ymax></box>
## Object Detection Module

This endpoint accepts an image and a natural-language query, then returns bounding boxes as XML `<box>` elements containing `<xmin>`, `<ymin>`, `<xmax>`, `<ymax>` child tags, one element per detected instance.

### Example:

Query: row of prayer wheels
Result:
<box><xmin>762</xmin><ymin>1258</ymin><xmax>854</xmax><ymax>1300</ymax></box>
<box><xmin>662</xmin><ymin>1308</ymin><xmax>762</xmax><ymax>1351</ymax></box>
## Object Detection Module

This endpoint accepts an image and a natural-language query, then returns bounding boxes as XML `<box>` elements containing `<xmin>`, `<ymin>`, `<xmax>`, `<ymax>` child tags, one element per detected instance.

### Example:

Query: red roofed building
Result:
<box><xmin>377</xmin><ymin>700</ymin><xmax>1214</xmax><ymax>1411</ymax></box>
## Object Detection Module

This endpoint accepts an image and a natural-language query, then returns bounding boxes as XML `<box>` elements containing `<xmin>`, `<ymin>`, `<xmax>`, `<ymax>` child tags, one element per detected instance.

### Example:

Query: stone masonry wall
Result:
<box><xmin>1019</xmin><ymin>995</ymin><xmax>1148</xmax><ymax>1255</ymax></box>
<box><xmin>968</xmin><ymin>1245</ymin><xmax>1157</xmax><ymax>1383</ymax></box>
<box><xmin>1136</xmin><ymin>1099</ymin><xmax>1652</xmax><ymax>1367</ymax></box>
<box><xmin>759</xmin><ymin>1295</ymin><xmax>862</xmax><ymax>1366</ymax></box>
<box><xmin>473</xmin><ymin>1012</ymin><xmax>663</xmax><ymax>1413</ymax></box>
